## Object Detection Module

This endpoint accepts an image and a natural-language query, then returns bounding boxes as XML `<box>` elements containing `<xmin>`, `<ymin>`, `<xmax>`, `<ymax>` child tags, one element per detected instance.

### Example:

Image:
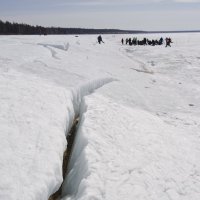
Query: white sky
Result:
<box><xmin>0</xmin><ymin>0</ymin><xmax>200</xmax><ymax>31</ymax></box>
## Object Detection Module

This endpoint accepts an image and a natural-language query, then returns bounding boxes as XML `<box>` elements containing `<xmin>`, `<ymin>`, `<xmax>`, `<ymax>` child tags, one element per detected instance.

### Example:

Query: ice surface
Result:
<box><xmin>62</xmin><ymin>94</ymin><xmax>200</xmax><ymax>200</ymax></box>
<box><xmin>0</xmin><ymin>33</ymin><xmax>200</xmax><ymax>200</ymax></box>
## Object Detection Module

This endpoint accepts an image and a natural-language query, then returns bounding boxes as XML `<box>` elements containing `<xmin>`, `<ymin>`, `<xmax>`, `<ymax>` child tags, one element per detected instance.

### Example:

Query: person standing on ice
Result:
<box><xmin>121</xmin><ymin>38</ymin><xmax>124</xmax><ymax>45</ymax></box>
<box><xmin>165</xmin><ymin>37</ymin><xmax>172</xmax><ymax>47</ymax></box>
<box><xmin>97</xmin><ymin>35</ymin><xmax>104</xmax><ymax>44</ymax></box>
<box><xmin>159</xmin><ymin>37</ymin><xmax>163</xmax><ymax>45</ymax></box>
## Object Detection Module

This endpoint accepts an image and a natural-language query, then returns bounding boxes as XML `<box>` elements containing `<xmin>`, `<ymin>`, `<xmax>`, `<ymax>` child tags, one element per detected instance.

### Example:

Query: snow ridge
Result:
<box><xmin>70</xmin><ymin>77</ymin><xmax>116</xmax><ymax>119</ymax></box>
<box><xmin>0</xmin><ymin>68</ymin><xmax>114</xmax><ymax>200</ymax></box>
<box><xmin>59</xmin><ymin>78</ymin><xmax>116</xmax><ymax>199</ymax></box>
<box><xmin>48</xmin><ymin>77</ymin><xmax>115</xmax><ymax>199</ymax></box>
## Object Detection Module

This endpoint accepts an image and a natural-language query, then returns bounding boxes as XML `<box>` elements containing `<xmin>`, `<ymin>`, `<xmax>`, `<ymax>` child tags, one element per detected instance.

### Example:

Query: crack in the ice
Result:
<box><xmin>48</xmin><ymin>118</ymin><xmax>79</xmax><ymax>200</ymax></box>
<box><xmin>48</xmin><ymin>78</ymin><xmax>115</xmax><ymax>200</ymax></box>
<box><xmin>130</xmin><ymin>68</ymin><xmax>154</xmax><ymax>74</ymax></box>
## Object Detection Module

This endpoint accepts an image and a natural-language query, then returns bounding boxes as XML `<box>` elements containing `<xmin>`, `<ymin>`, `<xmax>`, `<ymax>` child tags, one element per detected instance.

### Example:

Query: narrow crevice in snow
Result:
<box><xmin>49</xmin><ymin>77</ymin><xmax>115</xmax><ymax>200</ymax></box>
<box><xmin>48</xmin><ymin>117</ymin><xmax>79</xmax><ymax>200</ymax></box>
<box><xmin>61</xmin><ymin>99</ymin><xmax>89</xmax><ymax>199</ymax></box>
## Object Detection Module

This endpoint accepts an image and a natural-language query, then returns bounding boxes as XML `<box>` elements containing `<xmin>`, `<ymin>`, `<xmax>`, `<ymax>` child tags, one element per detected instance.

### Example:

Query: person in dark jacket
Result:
<box><xmin>159</xmin><ymin>37</ymin><xmax>163</xmax><ymax>45</ymax></box>
<box><xmin>97</xmin><ymin>35</ymin><xmax>104</xmax><ymax>44</ymax></box>
<box><xmin>165</xmin><ymin>37</ymin><xmax>172</xmax><ymax>47</ymax></box>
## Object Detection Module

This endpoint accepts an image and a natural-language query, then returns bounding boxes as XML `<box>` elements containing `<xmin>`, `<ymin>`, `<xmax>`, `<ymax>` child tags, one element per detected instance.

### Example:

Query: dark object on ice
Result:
<box><xmin>121</xmin><ymin>38</ymin><xmax>124</xmax><ymax>45</ymax></box>
<box><xmin>189</xmin><ymin>104</ymin><xmax>194</xmax><ymax>106</ymax></box>
<box><xmin>128</xmin><ymin>38</ymin><xmax>132</xmax><ymax>45</ymax></box>
<box><xmin>165</xmin><ymin>37</ymin><xmax>172</xmax><ymax>47</ymax></box>
<box><xmin>124</xmin><ymin>36</ymin><xmax>166</xmax><ymax>46</ymax></box>
<box><xmin>97</xmin><ymin>35</ymin><xmax>104</xmax><ymax>44</ymax></box>
<box><xmin>159</xmin><ymin>37</ymin><xmax>163</xmax><ymax>45</ymax></box>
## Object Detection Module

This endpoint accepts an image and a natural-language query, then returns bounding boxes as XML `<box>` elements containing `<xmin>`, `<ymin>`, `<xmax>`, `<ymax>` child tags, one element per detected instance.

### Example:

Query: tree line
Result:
<box><xmin>0</xmin><ymin>20</ymin><xmax>145</xmax><ymax>35</ymax></box>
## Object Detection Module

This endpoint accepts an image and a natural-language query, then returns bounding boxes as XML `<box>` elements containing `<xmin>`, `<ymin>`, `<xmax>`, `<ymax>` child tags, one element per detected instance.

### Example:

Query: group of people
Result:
<box><xmin>97</xmin><ymin>35</ymin><xmax>173</xmax><ymax>47</ymax></box>
<box><xmin>121</xmin><ymin>37</ymin><xmax>173</xmax><ymax>47</ymax></box>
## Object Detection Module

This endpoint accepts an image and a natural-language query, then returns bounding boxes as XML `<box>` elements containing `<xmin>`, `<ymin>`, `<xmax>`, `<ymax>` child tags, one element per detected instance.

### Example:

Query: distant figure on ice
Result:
<box><xmin>128</xmin><ymin>38</ymin><xmax>132</xmax><ymax>46</ymax></box>
<box><xmin>165</xmin><ymin>37</ymin><xmax>172</xmax><ymax>47</ymax></box>
<box><xmin>159</xmin><ymin>37</ymin><xmax>163</xmax><ymax>45</ymax></box>
<box><xmin>121</xmin><ymin>38</ymin><xmax>124</xmax><ymax>45</ymax></box>
<box><xmin>97</xmin><ymin>35</ymin><xmax>104</xmax><ymax>44</ymax></box>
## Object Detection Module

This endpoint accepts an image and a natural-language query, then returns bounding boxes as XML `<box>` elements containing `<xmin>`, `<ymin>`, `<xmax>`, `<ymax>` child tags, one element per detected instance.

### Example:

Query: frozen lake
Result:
<box><xmin>0</xmin><ymin>33</ymin><xmax>200</xmax><ymax>200</ymax></box>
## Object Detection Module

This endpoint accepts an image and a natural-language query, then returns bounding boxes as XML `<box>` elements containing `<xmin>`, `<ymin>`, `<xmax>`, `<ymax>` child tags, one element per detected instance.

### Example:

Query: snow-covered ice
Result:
<box><xmin>0</xmin><ymin>33</ymin><xmax>200</xmax><ymax>200</ymax></box>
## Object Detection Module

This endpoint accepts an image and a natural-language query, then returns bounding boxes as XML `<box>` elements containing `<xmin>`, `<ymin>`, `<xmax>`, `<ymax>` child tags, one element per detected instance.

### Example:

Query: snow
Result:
<box><xmin>0</xmin><ymin>33</ymin><xmax>200</xmax><ymax>200</ymax></box>
<box><xmin>62</xmin><ymin>94</ymin><xmax>200</xmax><ymax>200</ymax></box>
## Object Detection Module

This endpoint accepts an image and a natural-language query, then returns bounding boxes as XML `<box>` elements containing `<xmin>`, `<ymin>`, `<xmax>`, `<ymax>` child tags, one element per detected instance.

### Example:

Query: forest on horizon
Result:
<box><xmin>0</xmin><ymin>20</ymin><xmax>144</xmax><ymax>35</ymax></box>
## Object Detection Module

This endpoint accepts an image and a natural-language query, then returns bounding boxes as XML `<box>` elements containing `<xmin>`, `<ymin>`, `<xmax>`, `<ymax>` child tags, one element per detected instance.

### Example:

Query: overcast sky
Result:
<box><xmin>0</xmin><ymin>0</ymin><xmax>200</xmax><ymax>31</ymax></box>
